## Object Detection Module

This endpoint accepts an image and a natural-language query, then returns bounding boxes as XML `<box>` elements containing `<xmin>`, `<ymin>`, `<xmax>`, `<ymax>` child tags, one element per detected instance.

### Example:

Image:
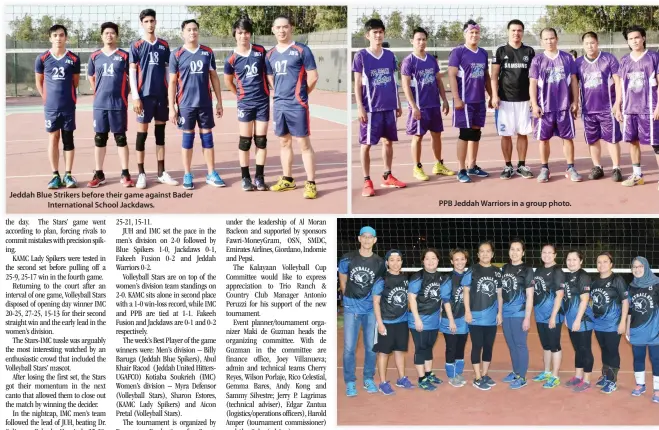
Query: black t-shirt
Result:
<box><xmin>409</xmin><ymin>269</ymin><xmax>448</xmax><ymax>315</ymax></box>
<box><xmin>492</xmin><ymin>43</ymin><xmax>535</xmax><ymax>102</ymax></box>
<box><xmin>338</xmin><ymin>251</ymin><xmax>385</xmax><ymax>300</ymax></box>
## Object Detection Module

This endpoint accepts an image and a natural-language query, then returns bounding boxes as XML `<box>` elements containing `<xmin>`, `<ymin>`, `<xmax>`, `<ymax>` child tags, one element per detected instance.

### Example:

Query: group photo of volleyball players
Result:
<box><xmin>337</xmin><ymin>218</ymin><xmax>659</xmax><ymax>425</ymax></box>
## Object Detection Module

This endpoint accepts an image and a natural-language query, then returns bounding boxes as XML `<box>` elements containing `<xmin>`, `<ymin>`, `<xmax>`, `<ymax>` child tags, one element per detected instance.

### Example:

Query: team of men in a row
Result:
<box><xmin>35</xmin><ymin>10</ymin><xmax>319</xmax><ymax>198</ymax></box>
<box><xmin>353</xmin><ymin>19</ymin><xmax>659</xmax><ymax>196</ymax></box>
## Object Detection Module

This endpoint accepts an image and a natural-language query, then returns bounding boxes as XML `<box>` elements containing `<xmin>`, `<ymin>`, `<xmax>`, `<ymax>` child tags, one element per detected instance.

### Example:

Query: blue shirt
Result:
<box><xmin>591</xmin><ymin>274</ymin><xmax>628</xmax><ymax>332</ymax></box>
<box><xmin>467</xmin><ymin>264</ymin><xmax>502</xmax><ymax>326</ymax></box>
<box><xmin>88</xmin><ymin>49</ymin><xmax>130</xmax><ymax>110</ymax></box>
<box><xmin>501</xmin><ymin>263</ymin><xmax>535</xmax><ymax>318</ymax></box>
<box><xmin>129</xmin><ymin>37</ymin><xmax>170</xmax><ymax>99</ymax></box>
<box><xmin>169</xmin><ymin>45</ymin><xmax>217</xmax><ymax>109</ymax></box>
<box><xmin>532</xmin><ymin>265</ymin><xmax>565</xmax><ymax>324</ymax></box>
<box><xmin>407</xmin><ymin>269</ymin><xmax>447</xmax><ymax>331</ymax></box>
<box><xmin>266</xmin><ymin>42</ymin><xmax>316</xmax><ymax>109</ymax></box>
<box><xmin>562</xmin><ymin>269</ymin><xmax>594</xmax><ymax>332</ymax></box>
<box><xmin>224</xmin><ymin>44</ymin><xmax>270</xmax><ymax>108</ymax></box>
<box><xmin>439</xmin><ymin>271</ymin><xmax>470</xmax><ymax>335</ymax></box>
<box><xmin>628</xmin><ymin>283</ymin><xmax>659</xmax><ymax>346</ymax></box>
<box><xmin>373</xmin><ymin>272</ymin><xmax>409</xmax><ymax>324</ymax></box>
<box><xmin>338</xmin><ymin>251</ymin><xmax>385</xmax><ymax>315</ymax></box>
<box><xmin>34</xmin><ymin>50</ymin><xmax>81</xmax><ymax>112</ymax></box>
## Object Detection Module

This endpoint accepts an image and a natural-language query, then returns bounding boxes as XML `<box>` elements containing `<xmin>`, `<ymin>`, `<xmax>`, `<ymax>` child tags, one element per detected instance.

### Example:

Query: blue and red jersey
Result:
<box><xmin>34</xmin><ymin>50</ymin><xmax>81</xmax><ymax>112</ymax></box>
<box><xmin>169</xmin><ymin>45</ymin><xmax>217</xmax><ymax>109</ymax></box>
<box><xmin>224</xmin><ymin>44</ymin><xmax>270</xmax><ymax>108</ymax></box>
<box><xmin>88</xmin><ymin>48</ymin><xmax>130</xmax><ymax>110</ymax></box>
<box><xmin>266</xmin><ymin>42</ymin><xmax>316</xmax><ymax>109</ymax></box>
<box><xmin>129</xmin><ymin>37</ymin><xmax>170</xmax><ymax>99</ymax></box>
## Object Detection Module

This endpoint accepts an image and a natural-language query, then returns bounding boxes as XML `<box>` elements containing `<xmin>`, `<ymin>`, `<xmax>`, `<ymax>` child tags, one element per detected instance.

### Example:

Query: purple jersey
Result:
<box><xmin>401</xmin><ymin>53</ymin><xmax>441</xmax><ymax>109</ymax></box>
<box><xmin>129</xmin><ymin>37</ymin><xmax>170</xmax><ymax>99</ymax></box>
<box><xmin>576</xmin><ymin>52</ymin><xmax>619</xmax><ymax>114</ymax></box>
<box><xmin>529</xmin><ymin>51</ymin><xmax>576</xmax><ymax>113</ymax></box>
<box><xmin>88</xmin><ymin>49</ymin><xmax>129</xmax><ymax>111</ymax></box>
<box><xmin>169</xmin><ymin>45</ymin><xmax>217</xmax><ymax>109</ymax></box>
<box><xmin>619</xmin><ymin>50</ymin><xmax>659</xmax><ymax>115</ymax></box>
<box><xmin>448</xmin><ymin>45</ymin><xmax>488</xmax><ymax>103</ymax></box>
<box><xmin>224</xmin><ymin>44</ymin><xmax>269</xmax><ymax>108</ymax></box>
<box><xmin>352</xmin><ymin>48</ymin><xmax>399</xmax><ymax>112</ymax></box>
<box><xmin>34</xmin><ymin>50</ymin><xmax>81</xmax><ymax>112</ymax></box>
<box><xmin>265</xmin><ymin>42</ymin><xmax>316</xmax><ymax>109</ymax></box>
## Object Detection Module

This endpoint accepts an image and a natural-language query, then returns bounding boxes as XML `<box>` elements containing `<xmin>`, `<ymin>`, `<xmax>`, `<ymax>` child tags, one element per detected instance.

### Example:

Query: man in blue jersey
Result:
<box><xmin>86</xmin><ymin>22</ymin><xmax>134</xmax><ymax>188</ymax></box>
<box><xmin>34</xmin><ymin>24</ymin><xmax>81</xmax><ymax>189</ymax></box>
<box><xmin>169</xmin><ymin>19</ymin><xmax>225</xmax><ymax>190</ymax></box>
<box><xmin>266</xmin><ymin>15</ymin><xmax>319</xmax><ymax>199</ymax></box>
<box><xmin>224</xmin><ymin>17</ymin><xmax>271</xmax><ymax>192</ymax></box>
<box><xmin>129</xmin><ymin>9</ymin><xmax>178</xmax><ymax>189</ymax></box>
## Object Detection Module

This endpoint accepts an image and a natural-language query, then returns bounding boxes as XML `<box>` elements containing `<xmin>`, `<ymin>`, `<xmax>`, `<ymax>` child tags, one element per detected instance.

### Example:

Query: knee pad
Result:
<box><xmin>200</xmin><ymin>132</ymin><xmax>214</xmax><ymax>149</ymax></box>
<box><xmin>114</xmin><ymin>133</ymin><xmax>127</xmax><ymax>147</ymax></box>
<box><xmin>254</xmin><ymin>135</ymin><xmax>267</xmax><ymax>149</ymax></box>
<box><xmin>459</xmin><ymin>128</ymin><xmax>481</xmax><ymax>142</ymax></box>
<box><xmin>472</xmin><ymin>129</ymin><xmax>482</xmax><ymax>142</ymax></box>
<box><xmin>238</xmin><ymin>135</ymin><xmax>252</xmax><ymax>152</ymax></box>
<box><xmin>154</xmin><ymin>123</ymin><xmax>166</xmax><ymax>146</ymax></box>
<box><xmin>94</xmin><ymin>132</ymin><xmax>108</xmax><ymax>148</ymax></box>
<box><xmin>182</xmin><ymin>132</ymin><xmax>195</xmax><ymax>150</ymax></box>
<box><xmin>135</xmin><ymin>132</ymin><xmax>148</xmax><ymax>152</ymax></box>
<box><xmin>653</xmin><ymin>145</ymin><xmax>659</xmax><ymax>155</ymax></box>
<box><xmin>62</xmin><ymin>130</ymin><xmax>74</xmax><ymax>151</ymax></box>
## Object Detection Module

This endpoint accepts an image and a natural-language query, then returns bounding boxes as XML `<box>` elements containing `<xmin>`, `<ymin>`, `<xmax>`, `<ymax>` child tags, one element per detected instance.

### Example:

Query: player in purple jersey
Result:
<box><xmin>129</xmin><ymin>9</ymin><xmax>177</xmax><ymax>189</ymax></box>
<box><xmin>576</xmin><ymin>32</ymin><xmax>623</xmax><ymax>182</ymax></box>
<box><xmin>86</xmin><ymin>23</ymin><xmax>134</xmax><ymax>188</ymax></box>
<box><xmin>266</xmin><ymin>15</ymin><xmax>319</xmax><ymax>199</ymax></box>
<box><xmin>448</xmin><ymin>20</ymin><xmax>493</xmax><ymax>184</ymax></box>
<box><xmin>224</xmin><ymin>17</ymin><xmax>271</xmax><ymax>192</ymax></box>
<box><xmin>353</xmin><ymin>19</ymin><xmax>405</xmax><ymax>197</ymax></box>
<box><xmin>401</xmin><ymin>27</ymin><xmax>453</xmax><ymax>182</ymax></box>
<box><xmin>34</xmin><ymin>25</ymin><xmax>81</xmax><ymax>189</ymax></box>
<box><xmin>616</xmin><ymin>26</ymin><xmax>659</xmax><ymax>189</ymax></box>
<box><xmin>529</xmin><ymin>28</ymin><xmax>581</xmax><ymax>183</ymax></box>
<box><xmin>168</xmin><ymin>19</ymin><xmax>225</xmax><ymax>190</ymax></box>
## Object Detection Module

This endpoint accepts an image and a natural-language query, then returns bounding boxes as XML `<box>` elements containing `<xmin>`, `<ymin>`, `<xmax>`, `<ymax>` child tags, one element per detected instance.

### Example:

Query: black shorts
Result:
<box><xmin>373</xmin><ymin>321</ymin><xmax>409</xmax><ymax>354</ymax></box>
<box><xmin>537</xmin><ymin>322</ymin><xmax>562</xmax><ymax>352</ymax></box>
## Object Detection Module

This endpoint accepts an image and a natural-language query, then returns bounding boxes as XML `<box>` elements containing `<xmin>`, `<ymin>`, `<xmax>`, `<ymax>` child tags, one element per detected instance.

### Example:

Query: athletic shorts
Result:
<box><xmin>177</xmin><ymin>107</ymin><xmax>215</xmax><ymax>131</ymax></box>
<box><xmin>537</xmin><ymin>322</ymin><xmax>562</xmax><ymax>352</ymax></box>
<box><xmin>495</xmin><ymin>101</ymin><xmax>532</xmax><ymax>136</ymax></box>
<box><xmin>138</xmin><ymin>95</ymin><xmax>169</xmax><ymax>124</ymax></box>
<box><xmin>406</xmin><ymin>106</ymin><xmax>443</xmax><ymax>136</ymax></box>
<box><xmin>360</xmin><ymin>110</ymin><xmax>398</xmax><ymax>145</ymax></box>
<box><xmin>582</xmin><ymin>112</ymin><xmax>621</xmax><ymax>144</ymax></box>
<box><xmin>373</xmin><ymin>321</ymin><xmax>409</xmax><ymax>354</ymax></box>
<box><xmin>533</xmin><ymin>110</ymin><xmax>575</xmax><ymax>141</ymax></box>
<box><xmin>238</xmin><ymin>103</ymin><xmax>270</xmax><ymax>123</ymax></box>
<box><xmin>44</xmin><ymin>109</ymin><xmax>76</xmax><ymax>132</ymax></box>
<box><xmin>273</xmin><ymin>106</ymin><xmax>310</xmax><ymax>137</ymax></box>
<box><xmin>93</xmin><ymin>109</ymin><xmax>128</xmax><ymax>134</ymax></box>
<box><xmin>453</xmin><ymin>101</ymin><xmax>486</xmax><ymax>129</ymax></box>
<box><xmin>623</xmin><ymin>114</ymin><xmax>659</xmax><ymax>145</ymax></box>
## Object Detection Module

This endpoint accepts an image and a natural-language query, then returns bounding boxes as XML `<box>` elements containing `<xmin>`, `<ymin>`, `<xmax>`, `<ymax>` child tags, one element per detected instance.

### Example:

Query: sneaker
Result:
<box><xmin>63</xmin><ymin>174</ymin><xmax>77</xmax><ymax>188</ymax></box>
<box><xmin>379</xmin><ymin>381</ymin><xmax>394</xmax><ymax>395</ymax></box>
<box><xmin>303</xmin><ymin>181</ymin><xmax>317</xmax><ymax>199</ymax></box>
<box><xmin>631</xmin><ymin>384</ymin><xmax>646</xmax><ymax>396</ymax></box>
<box><xmin>363</xmin><ymin>379</ymin><xmax>378</xmax><ymax>394</ymax></box>
<box><xmin>565</xmin><ymin>167</ymin><xmax>583</xmax><ymax>182</ymax></box>
<box><xmin>183</xmin><ymin>173</ymin><xmax>194</xmax><ymax>190</ymax></box>
<box><xmin>413</xmin><ymin>166</ymin><xmax>429</xmax><ymax>181</ymax></box>
<box><xmin>362</xmin><ymin>179</ymin><xmax>375</xmax><ymax>197</ymax></box>
<box><xmin>395</xmin><ymin>376</ymin><xmax>414</xmax><ymax>389</ymax></box>
<box><xmin>448</xmin><ymin>377</ymin><xmax>463</xmax><ymax>388</ymax></box>
<box><xmin>472</xmin><ymin>378</ymin><xmax>491</xmax><ymax>391</ymax></box>
<box><xmin>241</xmin><ymin>177</ymin><xmax>255</xmax><ymax>191</ymax></box>
<box><xmin>653</xmin><ymin>390</ymin><xmax>659</xmax><ymax>403</ymax></box>
<box><xmin>270</xmin><ymin>176</ymin><xmax>296</xmax><ymax>192</ymax></box>
<box><xmin>254</xmin><ymin>176</ymin><xmax>268</xmax><ymax>191</ymax></box>
<box><xmin>120</xmin><ymin>174</ymin><xmax>135</xmax><ymax>187</ymax></box>
<box><xmin>573</xmin><ymin>381</ymin><xmax>591</xmax><ymax>392</ymax></box>
<box><xmin>87</xmin><ymin>171</ymin><xmax>106</xmax><ymax>188</ymax></box>
<box><xmin>510</xmin><ymin>377</ymin><xmax>528</xmax><ymax>390</ymax></box>
<box><xmin>543</xmin><ymin>376</ymin><xmax>560</xmax><ymax>389</ymax></box>
<box><xmin>457</xmin><ymin>170</ymin><xmax>471</xmax><ymax>183</ymax></box>
<box><xmin>500</xmin><ymin>166</ymin><xmax>514</xmax><ymax>180</ymax></box>
<box><xmin>622</xmin><ymin>174</ymin><xmax>644</xmax><ymax>187</ymax></box>
<box><xmin>136</xmin><ymin>173</ymin><xmax>147</xmax><ymax>189</ymax></box>
<box><xmin>589</xmin><ymin>166</ymin><xmax>604</xmax><ymax>180</ymax></box>
<box><xmin>47</xmin><ymin>175</ymin><xmax>63</xmax><ymax>189</ymax></box>
<box><xmin>601</xmin><ymin>380</ymin><xmax>617</xmax><ymax>394</ymax></box>
<box><xmin>611</xmin><ymin>167</ymin><xmax>623</xmax><ymax>182</ymax></box>
<box><xmin>537</xmin><ymin>167</ymin><xmax>550</xmax><ymax>183</ymax></box>
<box><xmin>482</xmin><ymin>375</ymin><xmax>496</xmax><ymax>387</ymax></box>
<box><xmin>595</xmin><ymin>375</ymin><xmax>608</xmax><ymax>388</ymax></box>
<box><xmin>467</xmin><ymin>165</ymin><xmax>489</xmax><ymax>177</ymax></box>
<box><xmin>381</xmin><ymin>174</ymin><xmax>406</xmax><ymax>188</ymax></box>
<box><xmin>456</xmin><ymin>374</ymin><xmax>467</xmax><ymax>386</ymax></box>
<box><xmin>502</xmin><ymin>372</ymin><xmax>518</xmax><ymax>383</ymax></box>
<box><xmin>346</xmin><ymin>382</ymin><xmax>357</xmax><ymax>397</ymax></box>
<box><xmin>516</xmin><ymin>165</ymin><xmax>534</xmax><ymax>179</ymax></box>
<box><xmin>418</xmin><ymin>378</ymin><xmax>437</xmax><ymax>391</ymax></box>
<box><xmin>426</xmin><ymin>373</ymin><xmax>443</xmax><ymax>385</ymax></box>
<box><xmin>432</xmin><ymin>161</ymin><xmax>455</xmax><ymax>176</ymax></box>
<box><xmin>532</xmin><ymin>371</ymin><xmax>552</xmax><ymax>382</ymax></box>
<box><xmin>565</xmin><ymin>377</ymin><xmax>582</xmax><ymax>388</ymax></box>
<box><xmin>158</xmin><ymin>171</ymin><xmax>179</xmax><ymax>186</ymax></box>
<box><xmin>206</xmin><ymin>171</ymin><xmax>226</xmax><ymax>188</ymax></box>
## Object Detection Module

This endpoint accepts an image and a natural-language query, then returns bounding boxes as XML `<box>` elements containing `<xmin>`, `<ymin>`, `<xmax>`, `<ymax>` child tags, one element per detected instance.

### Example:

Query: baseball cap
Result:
<box><xmin>359</xmin><ymin>226</ymin><xmax>376</xmax><ymax>237</ymax></box>
<box><xmin>385</xmin><ymin>249</ymin><xmax>402</xmax><ymax>260</ymax></box>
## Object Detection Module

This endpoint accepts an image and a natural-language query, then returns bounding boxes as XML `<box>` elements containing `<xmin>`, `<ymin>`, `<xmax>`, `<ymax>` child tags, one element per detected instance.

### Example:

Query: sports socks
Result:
<box><xmin>157</xmin><ymin>160</ymin><xmax>165</xmax><ymax>177</ymax></box>
<box><xmin>255</xmin><ymin>164</ymin><xmax>264</xmax><ymax>179</ymax></box>
<box><xmin>241</xmin><ymin>167</ymin><xmax>250</xmax><ymax>179</ymax></box>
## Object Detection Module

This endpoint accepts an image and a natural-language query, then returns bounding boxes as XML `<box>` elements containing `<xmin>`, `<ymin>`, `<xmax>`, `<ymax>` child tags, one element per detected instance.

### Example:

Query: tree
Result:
<box><xmin>9</xmin><ymin>15</ymin><xmax>35</xmax><ymax>42</ymax></box>
<box><xmin>353</xmin><ymin>9</ymin><xmax>381</xmax><ymax>37</ymax></box>
<box><xmin>404</xmin><ymin>13</ymin><xmax>424</xmax><ymax>39</ymax></box>
<box><xmin>540</xmin><ymin>6</ymin><xmax>659</xmax><ymax>33</ymax></box>
<box><xmin>384</xmin><ymin>10</ymin><xmax>403</xmax><ymax>39</ymax></box>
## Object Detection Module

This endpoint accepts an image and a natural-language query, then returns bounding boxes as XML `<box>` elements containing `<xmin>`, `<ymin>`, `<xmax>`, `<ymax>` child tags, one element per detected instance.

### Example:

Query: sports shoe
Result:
<box><xmin>532</xmin><ymin>371</ymin><xmax>552</xmax><ymax>382</ymax></box>
<box><xmin>652</xmin><ymin>390</ymin><xmax>659</xmax><ymax>403</ymax></box>
<box><xmin>565</xmin><ymin>167</ymin><xmax>583</xmax><ymax>182</ymax></box>
<box><xmin>47</xmin><ymin>175</ymin><xmax>63</xmax><ymax>189</ymax></box>
<box><xmin>241</xmin><ymin>177</ymin><xmax>255</xmax><ymax>191</ymax></box>
<box><xmin>379</xmin><ymin>381</ymin><xmax>394</xmax><ymax>395</ymax></box>
<box><xmin>346</xmin><ymin>382</ymin><xmax>357</xmax><ymax>397</ymax></box>
<box><xmin>482</xmin><ymin>375</ymin><xmax>496</xmax><ymax>387</ymax></box>
<box><xmin>432</xmin><ymin>161</ymin><xmax>455</xmax><ymax>176</ymax></box>
<box><xmin>448</xmin><ymin>377</ymin><xmax>463</xmax><ymax>388</ymax></box>
<box><xmin>418</xmin><ymin>378</ymin><xmax>437</xmax><ymax>391</ymax></box>
<box><xmin>303</xmin><ymin>181</ymin><xmax>317</xmax><ymax>199</ymax></box>
<box><xmin>510</xmin><ymin>377</ymin><xmax>528</xmax><ymax>390</ymax></box>
<box><xmin>120</xmin><ymin>174</ymin><xmax>135</xmax><ymax>187</ymax></box>
<box><xmin>595</xmin><ymin>375</ymin><xmax>608</xmax><ymax>388</ymax></box>
<box><xmin>502</xmin><ymin>372</ymin><xmax>518</xmax><ymax>383</ymax></box>
<box><xmin>395</xmin><ymin>376</ymin><xmax>414</xmax><ymax>389</ymax></box>
<box><xmin>631</xmin><ymin>384</ymin><xmax>646</xmax><ymax>396</ymax></box>
<box><xmin>516</xmin><ymin>165</ymin><xmax>534</xmax><ymax>179</ymax></box>
<box><xmin>63</xmin><ymin>174</ymin><xmax>77</xmax><ymax>188</ymax></box>
<box><xmin>565</xmin><ymin>377</ymin><xmax>582</xmax><ymax>388</ymax></box>
<box><xmin>537</xmin><ymin>167</ymin><xmax>550</xmax><ymax>183</ymax></box>
<box><xmin>543</xmin><ymin>376</ymin><xmax>560</xmax><ymax>388</ymax></box>
<box><xmin>158</xmin><ymin>171</ymin><xmax>179</xmax><ymax>186</ymax></box>
<box><xmin>573</xmin><ymin>381</ymin><xmax>591</xmax><ymax>392</ymax></box>
<box><xmin>363</xmin><ymin>379</ymin><xmax>378</xmax><ymax>394</ymax></box>
<box><xmin>182</xmin><ymin>173</ymin><xmax>194</xmax><ymax>190</ymax></box>
<box><xmin>456</xmin><ymin>374</ymin><xmax>467</xmax><ymax>386</ymax></box>
<box><xmin>622</xmin><ymin>174</ymin><xmax>644</xmax><ymax>187</ymax></box>
<box><xmin>426</xmin><ymin>373</ymin><xmax>443</xmax><ymax>385</ymax></box>
<box><xmin>467</xmin><ymin>165</ymin><xmax>489</xmax><ymax>177</ymax></box>
<box><xmin>362</xmin><ymin>179</ymin><xmax>375</xmax><ymax>197</ymax></box>
<box><xmin>254</xmin><ymin>176</ymin><xmax>268</xmax><ymax>191</ymax></box>
<box><xmin>500</xmin><ymin>166</ymin><xmax>514</xmax><ymax>180</ymax></box>
<box><xmin>611</xmin><ymin>167</ymin><xmax>623</xmax><ymax>182</ymax></box>
<box><xmin>472</xmin><ymin>378</ymin><xmax>491</xmax><ymax>391</ymax></box>
<box><xmin>589</xmin><ymin>166</ymin><xmax>604</xmax><ymax>180</ymax></box>
<box><xmin>457</xmin><ymin>170</ymin><xmax>471</xmax><ymax>183</ymax></box>
<box><xmin>413</xmin><ymin>166</ymin><xmax>429</xmax><ymax>181</ymax></box>
<box><xmin>601</xmin><ymin>380</ymin><xmax>617</xmax><ymax>394</ymax></box>
<box><xmin>136</xmin><ymin>173</ymin><xmax>147</xmax><ymax>189</ymax></box>
<box><xmin>206</xmin><ymin>171</ymin><xmax>226</xmax><ymax>187</ymax></box>
<box><xmin>87</xmin><ymin>171</ymin><xmax>105</xmax><ymax>188</ymax></box>
<box><xmin>381</xmin><ymin>174</ymin><xmax>406</xmax><ymax>188</ymax></box>
<box><xmin>270</xmin><ymin>176</ymin><xmax>296</xmax><ymax>192</ymax></box>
